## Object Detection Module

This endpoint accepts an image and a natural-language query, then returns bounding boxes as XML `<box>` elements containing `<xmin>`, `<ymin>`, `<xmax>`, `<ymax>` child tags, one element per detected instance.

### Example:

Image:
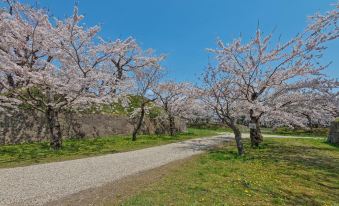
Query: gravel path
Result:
<box><xmin>0</xmin><ymin>135</ymin><xmax>229</xmax><ymax>206</ymax></box>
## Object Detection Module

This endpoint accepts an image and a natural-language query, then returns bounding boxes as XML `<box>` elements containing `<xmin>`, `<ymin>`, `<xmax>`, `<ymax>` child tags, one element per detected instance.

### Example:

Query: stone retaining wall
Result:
<box><xmin>0</xmin><ymin>111</ymin><xmax>186</xmax><ymax>145</ymax></box>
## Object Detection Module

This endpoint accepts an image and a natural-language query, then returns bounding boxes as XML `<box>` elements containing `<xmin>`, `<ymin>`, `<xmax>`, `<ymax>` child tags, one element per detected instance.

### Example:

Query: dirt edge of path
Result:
<box><xmin>46</xmin><ymin>155</ymin><xmax>201</xmax><ymax>206</ymax></box>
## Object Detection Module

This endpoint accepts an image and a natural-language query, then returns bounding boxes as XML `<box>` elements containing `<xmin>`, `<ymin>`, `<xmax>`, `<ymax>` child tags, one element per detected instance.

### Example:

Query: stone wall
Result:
<box><xmin>328</xmin><ymin>120</ymin><xmax>339</xmax><ymax>144</ymax></box>
<box><xmin>0</xmin><ymin>111</ymin><xmax>187</xmax><ymax>145</ymax></box>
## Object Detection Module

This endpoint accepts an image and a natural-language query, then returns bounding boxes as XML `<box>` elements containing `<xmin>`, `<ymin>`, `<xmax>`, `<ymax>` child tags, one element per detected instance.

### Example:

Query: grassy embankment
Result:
<box><xmin>122</xmin><ymin>138</ymin><xmax>338</xmax><ymax>206</ymax></box>
<box><xmin>0</xmin><ymin>128</ymin><xmax>219</xmax><ymax>168</ymax></box>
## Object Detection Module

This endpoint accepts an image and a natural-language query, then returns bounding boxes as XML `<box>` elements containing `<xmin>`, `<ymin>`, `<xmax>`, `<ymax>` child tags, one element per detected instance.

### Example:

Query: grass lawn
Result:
<box><xmin>0</xmin><ymin>128</ymin><xmax>219</xmax><ymax>168</ymax></box>
<box><xmin>122</xmin><ymin>138</ymin><xmax>339</xmax><ymax>206</ymax></box>
<box><xmin>191</xmin><ymin>124</ymin><xmax>329</xmax><ymax>138</ymax></box>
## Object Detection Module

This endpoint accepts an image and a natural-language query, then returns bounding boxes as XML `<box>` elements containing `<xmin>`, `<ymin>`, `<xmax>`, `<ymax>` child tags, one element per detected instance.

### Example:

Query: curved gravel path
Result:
<box><xmin>0</xmin><ymin>135</ymin><xmax>229</xmax><ymax>206</ymax></box>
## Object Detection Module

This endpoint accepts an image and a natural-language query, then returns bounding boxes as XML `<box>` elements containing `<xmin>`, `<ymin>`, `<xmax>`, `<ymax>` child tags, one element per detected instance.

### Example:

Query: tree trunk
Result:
<box><xmin>229</xmin><ymin>123</ymin><xmax>244</xmax><ymax>155</ymax></box>
<box><xmin>46</xmin><ymin>106</ymin><xmax>62</xmax><ymax>150</ymax></box>
<box><xmin>249</xmin><ymin>115</ymin><xmax>263</xmax><ymax>148</ymax></box>
<box><xmin>6</xmin><ymin>73</ymin><xmax>15</xmax><ymax>88</ymax></box>
<box><xmin>112</xmin><ymin>66</ymin><xmax>123</xmax><ymax>94</ymax></box>
<box><xmin>117</xmin><ymin>66</ymin><xmax>123</xmax><ymax>80</ymax></box>
<box><xmin>168</xmin><ymin>114</ymin><xmax>176</xmax><ymax>136</ymax></box>
<box><xmin>305</xmin><ymin>114</ymin><xmax>315</xmax><ymax>131</ymax></box>
<box><xmin>132</xmin><ymin>103</ymin><xmax>146</xmax><ymax>141</ymax></box>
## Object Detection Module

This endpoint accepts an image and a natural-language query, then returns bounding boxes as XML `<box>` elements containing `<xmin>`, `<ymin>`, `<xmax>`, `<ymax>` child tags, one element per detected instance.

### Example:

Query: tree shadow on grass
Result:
<box><xmin>257</xmin><ymin>142</ymin><xmax>338</xmax><ymax>174</ymax></box>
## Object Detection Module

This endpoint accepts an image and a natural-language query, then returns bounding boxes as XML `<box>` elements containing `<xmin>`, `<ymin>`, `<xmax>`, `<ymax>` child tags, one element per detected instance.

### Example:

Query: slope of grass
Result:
<box><xmin>0</xmin><ymin>128</ymin><xmax>218</xmax><ymax>168</ymax></box>
<box><xmin>122</xmin><ymin>138</ymin><xmax>339</xmax><ymax>206</ymax></box>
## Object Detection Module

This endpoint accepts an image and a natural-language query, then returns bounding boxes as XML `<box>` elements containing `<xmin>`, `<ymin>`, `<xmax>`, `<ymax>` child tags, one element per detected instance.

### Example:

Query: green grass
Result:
<box><xmin>0</xmin><ymin>128</ymin><xmax>218</xmax><ymax>168</ymax></box>
<box><xmin>122</xmin><ymin>138</ymin><xmax>339</xmax><ymax>206</ymax></box>
<box><xmin>191</xmin><ymin>124</ymin><xmax>329</xmax><ymax>138</ymax></box>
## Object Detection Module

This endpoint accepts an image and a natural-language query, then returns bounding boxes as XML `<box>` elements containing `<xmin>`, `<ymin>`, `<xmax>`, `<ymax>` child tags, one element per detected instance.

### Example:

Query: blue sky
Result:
<box><xmin>25</xmin><ymin>0</ymin><xmax>339</xmax><ymax>82</ymax></box>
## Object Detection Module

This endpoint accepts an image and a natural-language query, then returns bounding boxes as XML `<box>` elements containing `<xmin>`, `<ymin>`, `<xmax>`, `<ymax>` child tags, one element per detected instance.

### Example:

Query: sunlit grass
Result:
<box><xmin>122</xmin><ymin>138</ymin><xmax>339</xmax><ymax>206</ymax></box>
<box><xmin>0</xmin><ymin>128</ymin><xmax>218</xmax><ymax>168</ymax></box>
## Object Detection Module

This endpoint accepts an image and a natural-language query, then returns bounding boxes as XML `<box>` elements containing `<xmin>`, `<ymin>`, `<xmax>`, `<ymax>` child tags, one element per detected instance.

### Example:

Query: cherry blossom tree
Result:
<box><xmin>0</xmin><ymin>1</ymin><xmax>119</xmax><ymax>149</ymax></box>
<box><xmin>260</xmin><ymin>88</ymin><xmax>338</xmax><ymax>129</ymax></box>
<box><xmin>210</xmin><ymin>20</ymin><xmax>337</xmax><ymax>146</ymax></box>
<box><xmin>93</xmin><ymin>37</ymin><xmax>162</xmax><ymax>97</ymax></box>
<box><xmin>128</xmin><ymin>54</ymin><xmax>164</xmax><ymax>141</ymax></box>
<box><xmin>208</xmin><ymin>2</ymin><xmax>339</xmax><ymax>147</ymax></box>
<box><xmin>153</xmin><ymin>81</ymin><xmax>194</xmax><ymax>136</ymax></box>
<box><xmin>198</xmin><ymin>66</ymin><xmax>245</xmax><ymax>155</ymax></box>
<box><xmin>107</xmin><ymin>38</ymin><xmax>159</xmax><ymax>82</ymax></box>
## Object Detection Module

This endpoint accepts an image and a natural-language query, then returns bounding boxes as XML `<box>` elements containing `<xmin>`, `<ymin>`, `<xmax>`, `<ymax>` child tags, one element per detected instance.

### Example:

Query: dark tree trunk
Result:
<box><xmin>112</xmin><ymin>66</ymin><xmax>123</xmax><ymax>94</ymax></box>
<box><xmin>249</xmin><ymin>114</ymin><xmax>263</xmax><ymax>148</ymax></box>
<box><xmin>132</xmin><ymin>103</ymin><xmax>146</xmax><ymax>141</ymax></box>
<box><xmin>304</xmin><ymin>114</ymin><xmax>315</xmax><ymax>130</ymax></box>
<box><xmin>228</xmin><ymin>123</ymin><xmax>244</xmax><ymax>155</ymax></box>
<box><xmin>168</xmin><ymin>114</ymin><xmax>176</xmax><ymax>136</ymax></box>
<box><xmin>117</xmin><ymin>67</ymin><xmax>123</xmax><ymax>80</ymax></box>
<box><xmin>46</xmin><ymin>106</ymin><xmax>62</xmax><ymax>150</ymax></box>
<box><xmin>6</xmin><ymin>74</ymin><xmax>15</xmax><ymax>88</ymax></box>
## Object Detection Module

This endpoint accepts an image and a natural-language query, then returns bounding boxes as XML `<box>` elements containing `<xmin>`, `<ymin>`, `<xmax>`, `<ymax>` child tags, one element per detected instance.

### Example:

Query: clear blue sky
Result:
<box><xmin>25</xmin><ymin>0</ymin><xmax>339</xmax><ymax>82</ymax></box>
